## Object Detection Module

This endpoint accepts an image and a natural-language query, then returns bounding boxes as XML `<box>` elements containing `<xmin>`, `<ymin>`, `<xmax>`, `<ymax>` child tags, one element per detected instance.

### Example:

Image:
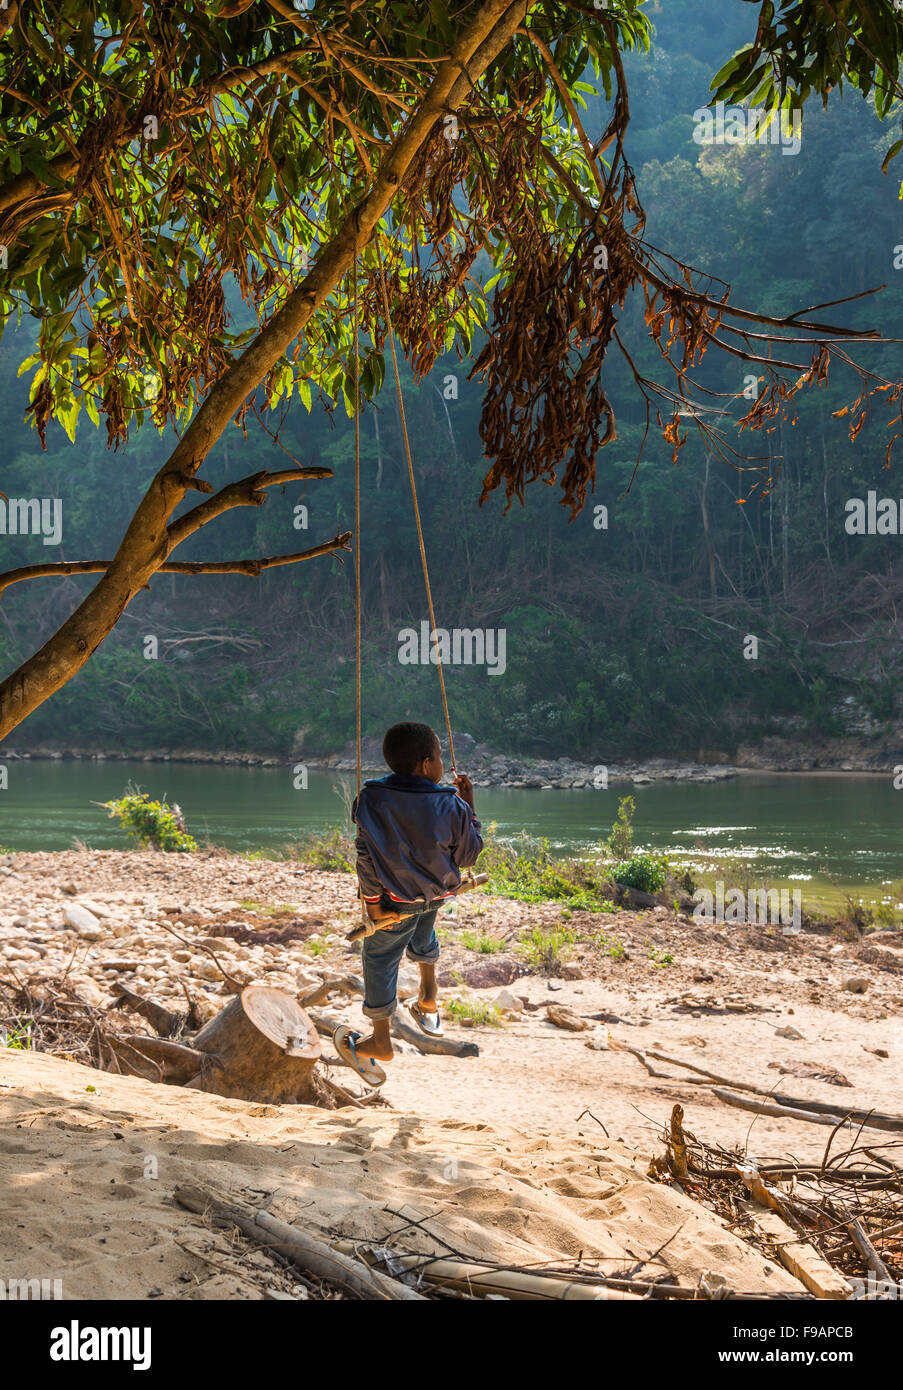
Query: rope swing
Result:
<box><xmin>351</xmin><ymin>234</ymin><xmax>458</xmax><ymax>791</ymax></box>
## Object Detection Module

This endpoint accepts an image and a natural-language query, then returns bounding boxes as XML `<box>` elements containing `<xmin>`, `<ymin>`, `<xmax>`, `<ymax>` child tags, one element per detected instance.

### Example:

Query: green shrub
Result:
<box><xmin>479</xmin><ymin>826</ymin><xmax>618</xmax><ymax>912</ymax></box>
<box><xmin>1</xmin><ymin>1021</ymin><xmax>32</xmax><ymax>1050</ymax></box>
<box><xmin>459</xmin><ymin>929</ymin><xmax>505</xmax><ymax>954</ymax></box>
<box><xmin>615</xmin><ymin>853</ymin><xmax>669</xmax><ymax>894</ymax></box>
<box><xmin>102</xmin><ymin>786</ymin><xmax>197</xmax><ymax>852</ymax></box>
<box><xmin>445</xmin><ymin>997</ymin><xmax>503</xmax><ymax>1027</ymax></box>
<box><xmin>597</xmin><ymin>932</ymin><xmax>626</xmax><ymax>960</ymax></box>
<box><xmin>516</xmin><ymin>924</ymin><xmax>578</xmax><ymax>974</ymax></box>
<box><xmin>296</xmin><ymin>826</ymin><xmax>354</xmax><ymax>873</ymax></box>
<box><xmin>607</xmin><ymin>795</ymin><xmax>635</xmax><ymax>860</ymax></box>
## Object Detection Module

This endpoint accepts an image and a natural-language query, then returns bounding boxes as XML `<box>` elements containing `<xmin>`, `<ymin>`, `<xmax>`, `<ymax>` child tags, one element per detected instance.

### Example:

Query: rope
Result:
<box><xmin>353</xmin><ymin>244</ymin><xmax>362</xmax><ymax>799</ymax></box>
<box><xmin>375</xmin><ymin>237</ymin><xmax>457</xmax><ymax>774</ymax></box>
<box><xmin>352</xmin><ymin>244</ymin><xmax>369</xmax><ymax>931</ymax></box>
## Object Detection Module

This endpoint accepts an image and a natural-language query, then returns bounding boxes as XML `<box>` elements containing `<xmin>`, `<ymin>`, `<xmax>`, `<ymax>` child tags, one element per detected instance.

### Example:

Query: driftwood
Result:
<box><xmin>711</xmin><ymin>1088</ymin><xmax>901</xmax><ymax>1133</ymax></box>
<box><xmin>738</xmin><ymin>1199</ymin><xmax>854</xmax><ymax>1300</ymax></box>
<box><xmin>173</xmin><ymin>1185</ymin><xmax>424</xmax><ymax>1300</ymax></box>
<box><xmin>843</xmin><ymin>1213</ymin><xmax>894</xmax><ymax>1284</ymax></box>
<box><xmin>618</xmin><ymin>1044</ymin><xmax>903</xmax><ymax>1132</ymax></box>
<box><xmin>390</xmin><ymin>1008</ymin><xmax>479</xmax><ymax>1058</ymax></box>
<box><xmin>307</xmin><ymin>1002</ymin><xmax>480</xmax><ymax>1059</ymax></box>
<box><xmin>329</xmin><ymin>1243</ymin><xmax>639</xmax><ymax>1300</ymax></box>
<box><xmin>112</xmin><ymin>985</ymin><xmax>185</xmax><ymax>1038</ymax></box>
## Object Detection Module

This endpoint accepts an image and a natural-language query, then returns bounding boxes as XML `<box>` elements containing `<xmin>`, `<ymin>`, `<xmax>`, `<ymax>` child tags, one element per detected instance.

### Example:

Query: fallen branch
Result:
<box><xmin>173</xmin><ymin>1185</ymin><xmax>424</xmax><ymax>1301</ymax></box>
<box><xmin>622</xmin><ymin>1046</ymin><xmax>903</xmax><ymax>1131</ymax></box>
<box><xmin>329</xmin><ymin>1244</ymin><xmax>639</xmax><ymax>1301</ymax></box>
<box><xmin>843</xmin><ymin>1213</ymin><xmax>894</xmax><ymax>1284</ymax></box>
<box><xmin>711</xmin><ymin>1088</ymin><xmax>899</xmax><ymax>1133</ymax></box>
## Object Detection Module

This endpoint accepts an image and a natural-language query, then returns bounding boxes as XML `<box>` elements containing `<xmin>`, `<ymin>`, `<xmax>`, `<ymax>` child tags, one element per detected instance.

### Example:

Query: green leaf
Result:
<box><xmin>882</xmin><ymin>137</ymin><xmax>903</xmax><ymax>175</ymax></box>
<box><xmin>20</xmin><ymin>148</ymin><xmax>68</xmax><ymax>191</ymax></box>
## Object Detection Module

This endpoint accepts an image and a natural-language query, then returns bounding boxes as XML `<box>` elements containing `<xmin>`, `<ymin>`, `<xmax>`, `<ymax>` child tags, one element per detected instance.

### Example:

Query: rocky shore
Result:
<box><xmin>2</xmin><ymin>732</ymin><xmax>902</xmax><ymax>786</ymax></box>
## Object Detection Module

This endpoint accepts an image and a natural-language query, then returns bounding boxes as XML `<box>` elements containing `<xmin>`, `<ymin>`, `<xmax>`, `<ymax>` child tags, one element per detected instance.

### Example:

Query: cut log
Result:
<box><xmin>188</xmin><ymin>986</ymin><xmax>327</xmax><ymax>1105</ymax></box>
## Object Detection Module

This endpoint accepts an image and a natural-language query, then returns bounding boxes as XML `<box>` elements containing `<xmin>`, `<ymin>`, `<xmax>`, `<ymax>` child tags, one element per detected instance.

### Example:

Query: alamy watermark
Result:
<box><xmin>398</xmin><ymin>623</ymin><xmax>506</xmax><ymax>677</ymax></box>
<box><xmin>0</xmin><ymin>1275</ymin><xmax>62</xmax><ymax>1299</ymax></box>
<box><xmin>844</xmin><ymin>490</ymin><xmax>903</xmax><ymax>535</ymax></box>
<box><xmin>693</xmin><ymin>882</ymin><xmax>801</xmax><ymax>934</ymax></box>
<box><xmin>50</xmin><ymin>1322</ymin><xmax>151</xmax><ymax>1370</ymax></box>
<box><xmin>0</xmin><ymin>496</ymin><xmax>63</xmax><ymax>545</ymax></box>
<box><xmin>692</xmin><ymin>101</ymin><xmax>802</xmax><ymax>156</ymax></box>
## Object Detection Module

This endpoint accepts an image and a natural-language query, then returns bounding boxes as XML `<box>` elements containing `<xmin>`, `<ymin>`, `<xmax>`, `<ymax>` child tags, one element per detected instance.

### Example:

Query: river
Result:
<box><xmin>1</xmin><ymin>760</ymin><xmax>900</xmax><ymax>910</ymax></box>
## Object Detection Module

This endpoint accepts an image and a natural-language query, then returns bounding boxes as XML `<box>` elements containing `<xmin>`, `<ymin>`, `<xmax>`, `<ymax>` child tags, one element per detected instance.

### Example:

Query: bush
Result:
<box><xmin>607</xmin><ymin>795</ymin><xmax>635</xmax><ymax>860</ymax></box>
<box><xmin>516</xmin><ymin>924</ymin><xmax>578</xmax><ymax>974</ymax></box>
<box><xmin>444</xmin><ymin>996</ymin><xmax>503</xmax><ymax>1027</ymax></box>
<box><xmin>458</xmin><ymin>929</ymin><xmax>505</xmax><ymax>954</ymax></box>
<box><xmin>102</xmin><ymin>786</ymin><xmax>197</xmax><ymax>852</ymax></box>
<box><xmin>614</xmin><ymin>853</ymin><xmax>669</xmax><ymax>894</ymax></box>
<box><xmin>480</xmin><ymin>826</ymin><xmax>618</xmax><ymax>912</ymax></box>
<box><xmin>296</xmin><ymin>826</ymin><xmax>355</xmax><ymax>872</ymax></box>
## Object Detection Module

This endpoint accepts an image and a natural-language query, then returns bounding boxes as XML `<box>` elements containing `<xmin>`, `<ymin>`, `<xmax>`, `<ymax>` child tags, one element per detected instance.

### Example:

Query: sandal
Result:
<box><xmin>333</xmin><ymin>1025</ymin><xmax>387</xmax><ymax>1088</ymax></box>
<box><xmin>406</xmin><ymin>998</ymin><xmax>445</xmax><ymax>1038</ymax></box>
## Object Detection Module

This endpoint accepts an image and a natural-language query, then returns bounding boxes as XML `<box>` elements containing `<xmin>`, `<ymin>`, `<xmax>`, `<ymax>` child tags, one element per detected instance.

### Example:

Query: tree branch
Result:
<box><xmin>0</xmin><ymin>533</ymin><xmax>352</xmax><ymax>598</ymax></box>
<box><xmin>164</xmin><ymin>466</ymin><xmax>332</xmax><ymax>552</ymax></box>
<box><xmin>0</xmin><ymin>41</ymin><xmax>321</xmax><ymax>226</ymax></box>
<box><xmin>0</xmin><ymin>0</ymin><xmax>526</xmax><ymax>739</ymax></box>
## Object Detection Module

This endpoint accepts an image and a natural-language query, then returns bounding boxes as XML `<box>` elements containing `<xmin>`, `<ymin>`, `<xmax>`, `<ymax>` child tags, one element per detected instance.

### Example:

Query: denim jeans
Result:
<box><xmin>361</xmin><ymin>901</ymin><xmax>440</xmax><ymax>1020</ymax></box>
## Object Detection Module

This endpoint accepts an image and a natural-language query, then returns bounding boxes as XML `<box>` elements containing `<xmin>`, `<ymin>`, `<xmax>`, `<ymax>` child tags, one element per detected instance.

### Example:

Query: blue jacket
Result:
<box><xmin>352</xmin><ymin>774</ymin><xmax>483</xmax><ymax>905</ymax></box>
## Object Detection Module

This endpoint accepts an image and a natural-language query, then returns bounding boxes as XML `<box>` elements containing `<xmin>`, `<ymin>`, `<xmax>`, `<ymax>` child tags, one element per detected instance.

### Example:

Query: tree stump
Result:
<box><xmin>188</xmin><ymin>986</ymin><xmax>326</xmax><ymax>1105</ymax></box>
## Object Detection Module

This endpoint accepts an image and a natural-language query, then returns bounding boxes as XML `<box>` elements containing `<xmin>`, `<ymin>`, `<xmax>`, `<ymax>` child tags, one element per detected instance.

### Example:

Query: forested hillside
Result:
<box><xmin>2</xmin><ymin>0</ymin><xmax>902</xmax><ymax>761</ymax></box>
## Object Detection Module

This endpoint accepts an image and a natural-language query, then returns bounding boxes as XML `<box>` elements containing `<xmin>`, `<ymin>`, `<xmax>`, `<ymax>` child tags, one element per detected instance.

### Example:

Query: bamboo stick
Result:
<box><xmin>173</xmin><ymin>1185</ymin><xmax>424</xmax><ymax>1301</ymax></box>
<box><xmin>329</xmin><ymin>1244</ymin><xmax>640</xmax><ymax>1300</ymax></box>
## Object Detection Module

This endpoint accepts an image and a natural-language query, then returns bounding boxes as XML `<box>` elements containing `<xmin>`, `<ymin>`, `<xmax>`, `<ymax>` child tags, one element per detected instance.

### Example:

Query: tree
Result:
<box><xmin>1</xmin><ymin>0</ymin><xmax>902</xmax><ymax>741</ymax></box>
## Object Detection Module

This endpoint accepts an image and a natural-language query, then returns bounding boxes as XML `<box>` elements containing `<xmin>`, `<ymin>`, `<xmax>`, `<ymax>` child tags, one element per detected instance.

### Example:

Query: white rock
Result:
<box><xmin>560</xmin><ymin>962</ymin><xmax>584</xmax><ymax>980</ymax></box>
<box><xmin>63</xmin><ymin>903</ymin><xmax>102</xmax><ymax>938</ymax></box>
<box><xmin>77</xmin><ymin>897</ymin><xmax>110</xmax><ymax>918</ymax></box>
<box><xmin>190</xmin><ymin>958</ymin><xmax>222</xmax><ymax>981</ymax></box>
<box><xmin>585</xmin><ymin>1034</ymin><xmax>609</xmax><ymax>1050</ymax></box>
<box><xmin>775</xmin><ymin>1025</ymin><xmax>805</xmax><ymax>1040</ymax></box>
<box><xmin>495</xmin><ymin>989</ymin><xmax>524</xmax><ymax>1013</ymax></box>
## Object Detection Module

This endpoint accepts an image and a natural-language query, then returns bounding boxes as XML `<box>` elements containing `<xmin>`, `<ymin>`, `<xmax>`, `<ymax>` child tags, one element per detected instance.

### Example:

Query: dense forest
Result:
<box><xmin>2</xmin><ymin>0</ymin><xmax>902</xmax><ymax>762</ymax></box>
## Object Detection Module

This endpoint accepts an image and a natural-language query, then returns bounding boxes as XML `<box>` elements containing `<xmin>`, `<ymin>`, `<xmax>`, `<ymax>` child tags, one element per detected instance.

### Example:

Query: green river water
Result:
<box><xmin>0</xmin><ymin>761</ymin><xmax>900</xmax><ymax>911</ymax></box>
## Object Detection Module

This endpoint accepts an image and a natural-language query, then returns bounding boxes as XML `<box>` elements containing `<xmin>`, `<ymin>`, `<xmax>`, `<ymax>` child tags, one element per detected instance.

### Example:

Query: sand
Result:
<box><xmin>2</xmin><ymin>848</ymin><xmax>902</xmax><ymax>1298</ymax></box>
<box><xmin>0</xmin><ymin>1048</ymin><xmax>805</xmax><ymax>1300</ymax></box>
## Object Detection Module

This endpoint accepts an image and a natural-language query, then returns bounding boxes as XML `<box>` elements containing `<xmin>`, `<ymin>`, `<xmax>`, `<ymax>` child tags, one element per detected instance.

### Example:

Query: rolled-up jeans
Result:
<box><xmin>361</xmin><ymin>897</ymin><xmax>440</xmax><ymax>1020</ymax></box>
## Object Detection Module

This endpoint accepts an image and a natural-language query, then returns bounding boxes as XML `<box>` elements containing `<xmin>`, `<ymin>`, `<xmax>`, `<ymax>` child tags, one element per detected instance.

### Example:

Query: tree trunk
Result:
<box><xmin>108</xmin><ymin>984</ymin><xmax>331</xmax><ymax>1105</ymax></box>
<box><xmin>0</xmin><ymin>0</ymin><xmax>527</xmax><ymax>741</ymax></box>
<box><xmin>189</xmin><ymin>986</ymin><xmax>326</xmax><ymax>1104</ymax></box>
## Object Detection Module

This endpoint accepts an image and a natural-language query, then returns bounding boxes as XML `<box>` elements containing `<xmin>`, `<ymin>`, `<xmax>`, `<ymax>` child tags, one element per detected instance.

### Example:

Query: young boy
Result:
<box><xmin>335</xmin><ymin>721</ymin><xmax>482</xmax><ymax>1085</ymax></box>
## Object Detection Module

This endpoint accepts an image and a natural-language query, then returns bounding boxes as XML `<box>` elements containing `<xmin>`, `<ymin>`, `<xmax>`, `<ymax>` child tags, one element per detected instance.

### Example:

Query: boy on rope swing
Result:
<box><xmin>334</xmin><ymin>721</ymin><xmax>483</xmax><ymax>1087</ymax></box>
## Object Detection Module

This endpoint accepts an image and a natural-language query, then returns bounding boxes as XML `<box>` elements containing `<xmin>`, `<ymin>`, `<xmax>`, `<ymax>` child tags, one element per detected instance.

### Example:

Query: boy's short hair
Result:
<box><xmin>383</xmin><ymin>721</ymin><xmax>440</xmax><ymax>776</ymax></box>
